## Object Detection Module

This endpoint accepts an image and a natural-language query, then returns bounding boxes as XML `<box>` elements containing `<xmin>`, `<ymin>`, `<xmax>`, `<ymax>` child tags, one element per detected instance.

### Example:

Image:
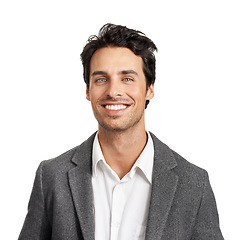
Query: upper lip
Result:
<box><xmin>103</xmin><ymin>103</ymin><xmax>129</xmax><ymax>106</ymax></box>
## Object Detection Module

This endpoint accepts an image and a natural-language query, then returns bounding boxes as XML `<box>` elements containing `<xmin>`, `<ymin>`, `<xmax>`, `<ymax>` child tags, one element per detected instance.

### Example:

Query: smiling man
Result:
<box><xmin>19</xmin><ymin>24</ymin><xmax>224</xmax><ymax>240</ymax></box>
<box><xmin>87</xmin><ymin>47</ymin><xmax>152</xmax><ymax>134</ymax></box>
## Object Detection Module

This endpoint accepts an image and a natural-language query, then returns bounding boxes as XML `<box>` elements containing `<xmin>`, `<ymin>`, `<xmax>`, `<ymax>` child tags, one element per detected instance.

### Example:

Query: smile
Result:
<box><xmin>104</xmin><ymin>104</ymin><xmax>128</xmax><ymax>111</ymax></box>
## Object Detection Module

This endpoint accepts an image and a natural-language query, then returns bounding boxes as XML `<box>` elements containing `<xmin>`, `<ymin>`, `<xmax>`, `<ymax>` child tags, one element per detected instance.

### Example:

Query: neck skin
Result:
<box><xmin>98</xmin><ymin>116</ymin><xmax>148</xmax><ymax>180</ymax></box>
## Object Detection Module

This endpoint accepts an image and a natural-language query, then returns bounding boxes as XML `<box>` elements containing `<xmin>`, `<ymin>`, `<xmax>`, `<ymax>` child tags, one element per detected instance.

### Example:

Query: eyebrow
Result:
<box><xmin>91</xmin><ymin>70</ymin><xmax>138</xmax><ymax>77</ymax></box>
<box><xmin>91</xmin><ymin>71</ymin><xmax>107</xmax><ymax>77</ymax></box>
<box><xmin>120</xmin><ymin>70</ymin><xmax>138</xmax><ymax>76</ymax></box>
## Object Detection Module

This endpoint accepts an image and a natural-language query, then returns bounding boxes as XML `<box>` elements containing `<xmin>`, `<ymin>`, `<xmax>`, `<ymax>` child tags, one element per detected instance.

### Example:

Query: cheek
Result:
<box><xmin>88</xmin><ymin>86</ymin><xmax>106</xmax><ymax>107</ymax></box>
<box><xmin>88</xmin><ymin>86</ymin><xmax>99</xmax><ymax>101</ymax></box>
<box><xmin>126</xmin><ymin>85</ymin><xmax>147</xmax><ymax>101</ymax></box>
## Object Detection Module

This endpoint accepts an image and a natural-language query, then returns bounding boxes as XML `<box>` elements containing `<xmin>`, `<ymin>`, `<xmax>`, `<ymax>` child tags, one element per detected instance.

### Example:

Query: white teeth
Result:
<box><xmin>105</xmin><ymin>105</ymin><xmax>127</xmax><ymax>110</ymax></box>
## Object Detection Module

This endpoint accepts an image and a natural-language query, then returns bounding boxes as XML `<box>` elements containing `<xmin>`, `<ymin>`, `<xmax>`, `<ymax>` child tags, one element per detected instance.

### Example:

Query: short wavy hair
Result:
<box><xmin>80</xmin><ymin>23</ymin><xmax>157</xmax><ymax>108</ymax></box>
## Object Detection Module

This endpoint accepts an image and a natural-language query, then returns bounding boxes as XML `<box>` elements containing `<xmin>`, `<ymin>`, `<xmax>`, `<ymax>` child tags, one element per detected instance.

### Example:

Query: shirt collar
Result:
<box><xmin>92</xmin><ymin>131</ymin><xmax>154</xmax><ymax>183</ymax></box>
<box><xmin>92</xmin><ymin>133</ymin><xmax>104</xmax><ymax>178</ymax></box>
<box><xmin>131</xmin><ymin>131</ymin><xmax>154</xmax><ymax>183</ymax></box>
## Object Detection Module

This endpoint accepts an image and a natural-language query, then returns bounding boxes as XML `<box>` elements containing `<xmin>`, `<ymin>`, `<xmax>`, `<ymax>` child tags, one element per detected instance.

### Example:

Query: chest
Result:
<box><xmin>92</xmin><ymin>168</ymin><xmax>152</xmax><ymax>240</ymax></box>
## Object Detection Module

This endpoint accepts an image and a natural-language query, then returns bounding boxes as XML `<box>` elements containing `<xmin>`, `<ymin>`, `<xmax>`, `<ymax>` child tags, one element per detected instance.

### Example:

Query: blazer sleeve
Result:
<box><xmin>18</xmin><ymin>161</ymin><xmax>51</xmax><ymax>240</ymax></box>
<box><xmin>191</xmin><ymin>171</ymin><xmax>224</xmax><ymax>240</ymax></box>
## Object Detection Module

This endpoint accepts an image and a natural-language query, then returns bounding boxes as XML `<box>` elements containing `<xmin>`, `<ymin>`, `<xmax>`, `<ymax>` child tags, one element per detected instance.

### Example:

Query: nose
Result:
<box><xmin>105</xmin><ymin>79</ymin><xmax>122</xmax><ymax>98</ymax></box>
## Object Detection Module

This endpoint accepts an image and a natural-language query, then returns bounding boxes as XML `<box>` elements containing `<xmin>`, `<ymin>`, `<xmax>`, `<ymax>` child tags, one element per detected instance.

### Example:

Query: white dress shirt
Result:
<box><xmin>91</xmin><ymin>132</ymin><xmax>154</xmax><ymax>240</ymax></box>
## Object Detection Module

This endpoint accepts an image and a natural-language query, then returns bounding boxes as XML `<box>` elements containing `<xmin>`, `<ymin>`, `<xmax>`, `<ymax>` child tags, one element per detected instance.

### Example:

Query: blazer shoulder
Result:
<box><xmin>171</xmin><ymin>149</ymin><xmax>208</xmax><ymax>187</ymax></box>
<box><xmin>150</xmin><ymin>132</ymin><xmax>207</xmax><ymax>185</ymax></box>
<box><xmin>150</xmin><ymin>132</ymin><xmax>206</xmax><ymax>173</ymax></box>
<box><xmin>39</xmin><ymin>132</ymin><xmax>96</xmax><ymax>176</ymax></box>
<box><xmin>41</xmin><ymin>145</ymin><xmax>79</xmax><ymax>171</ymax></box>
<box><xmin>172</xmin><ymin>149</ymin><xmax>206</xmax><ymax>173</ymax></box>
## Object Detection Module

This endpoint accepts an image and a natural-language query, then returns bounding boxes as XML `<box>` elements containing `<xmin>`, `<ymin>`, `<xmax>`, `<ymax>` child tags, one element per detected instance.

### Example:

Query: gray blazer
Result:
<box><xmin>18</xmin><ymin>132</ymin><xmax>224</xmax><ymax>240</ymax></box>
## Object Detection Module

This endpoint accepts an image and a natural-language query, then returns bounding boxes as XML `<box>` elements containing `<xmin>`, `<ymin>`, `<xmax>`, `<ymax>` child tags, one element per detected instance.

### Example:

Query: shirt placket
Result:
<box><xmin>110</xmin><ymin>183</ymin><xmax>125</xmax><ymax>240</ymax></box>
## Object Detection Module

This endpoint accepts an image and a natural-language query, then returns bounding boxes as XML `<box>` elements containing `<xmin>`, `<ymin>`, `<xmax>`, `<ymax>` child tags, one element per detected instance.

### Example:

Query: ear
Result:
<box><xmin>86</xmin><ymin>87</ymin><xmax>90</xmax><ymax>101</ymax></box>
<box><xmin>146</xmin><ymin>84</ymin><xmax>154</xmax><ymax>100</ymax></box>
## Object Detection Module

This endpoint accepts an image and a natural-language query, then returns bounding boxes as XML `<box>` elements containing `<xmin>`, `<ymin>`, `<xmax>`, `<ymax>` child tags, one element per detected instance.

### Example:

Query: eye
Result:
<box><xmin>123</xmin><ymin>77</ymin><xmax>133</xmax><ymax>82</ymax></box>
<box><xmin>95</xmin><ymin>78</ymin><xmax>106</xmax><ymax>83</ymax></box>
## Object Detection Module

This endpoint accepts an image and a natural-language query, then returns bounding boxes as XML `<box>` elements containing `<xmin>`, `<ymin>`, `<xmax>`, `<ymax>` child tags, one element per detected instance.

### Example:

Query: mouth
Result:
<box><xmin>100</xmin><ymin>102</ymin><xmax>132</xmax><ymax>114</ymax></box>
<box><xmin>104</xmin><ymin>104</ymin><xmax>128</xmax><ymax>111</ymax></box>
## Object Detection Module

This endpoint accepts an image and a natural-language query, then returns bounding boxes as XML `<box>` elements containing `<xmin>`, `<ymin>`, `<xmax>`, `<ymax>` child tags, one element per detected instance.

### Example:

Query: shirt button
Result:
<box><xmin>112</xmin><ymin>221</ymin><xmax>120</xmax><ymax>227</ymax></box>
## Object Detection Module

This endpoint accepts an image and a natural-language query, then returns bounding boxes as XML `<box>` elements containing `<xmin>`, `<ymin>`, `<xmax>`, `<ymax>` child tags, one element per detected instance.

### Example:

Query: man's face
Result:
<box><xmin>86</xmin><ymin>46</ymin><xmax>154</xmax><ymax>132</ymax></box>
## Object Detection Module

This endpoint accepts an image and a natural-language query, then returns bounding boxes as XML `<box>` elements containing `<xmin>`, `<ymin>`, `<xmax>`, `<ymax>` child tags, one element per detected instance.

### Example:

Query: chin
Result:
<box><xmin>98</xmin><ymin>120</ymin><xmax>142</xmax><ymax>133</ymax></box>
<box><xmin>99</xmin><ymin>123</ymin><xmax>127</xmax><ymax>132</ymax></box>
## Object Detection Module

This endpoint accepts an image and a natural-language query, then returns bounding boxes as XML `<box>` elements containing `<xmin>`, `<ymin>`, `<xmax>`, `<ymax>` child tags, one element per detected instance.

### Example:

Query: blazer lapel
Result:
<box><xmin>67</xmin><ymin>132</ymin><xmax>178</xmax><ymax>240</ymax></box>
<box><xmin>145</xmin><ymin>133</ymin><xmax>179</xmax><ymax>240</ymax></box>
<box><xmin>68</xmin><ymin>133</ymin><xmax>97</xmax><ymax>240</ymax></box>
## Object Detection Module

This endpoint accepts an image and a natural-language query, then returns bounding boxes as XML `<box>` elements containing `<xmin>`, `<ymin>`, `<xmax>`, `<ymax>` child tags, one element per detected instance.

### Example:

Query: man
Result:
<box><xmin>19</xmin><ymin>24</ymin><xmax>224</xmax><ymax>240</ymax></box>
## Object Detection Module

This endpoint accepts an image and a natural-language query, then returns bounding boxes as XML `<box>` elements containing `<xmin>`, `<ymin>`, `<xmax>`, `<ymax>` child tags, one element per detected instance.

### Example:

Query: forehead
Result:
<box><xmin>90</xmin><ymin>47</ymin><xmax>144</xmax><ymax>73</ymax></box>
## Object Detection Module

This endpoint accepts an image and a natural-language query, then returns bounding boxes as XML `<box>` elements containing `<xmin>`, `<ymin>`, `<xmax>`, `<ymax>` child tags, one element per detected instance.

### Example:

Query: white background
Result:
<box><xmin>1</xmin><ymin>0</ymin><xmax>239</xmax><ymax>239</ymax></box>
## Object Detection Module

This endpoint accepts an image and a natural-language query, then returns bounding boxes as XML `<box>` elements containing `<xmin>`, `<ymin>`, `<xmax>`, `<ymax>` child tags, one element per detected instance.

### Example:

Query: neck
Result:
<box><xmin>98</xmin><ymin>125</ymin><xmax>148</xmax><ymax>179</ymax></box>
